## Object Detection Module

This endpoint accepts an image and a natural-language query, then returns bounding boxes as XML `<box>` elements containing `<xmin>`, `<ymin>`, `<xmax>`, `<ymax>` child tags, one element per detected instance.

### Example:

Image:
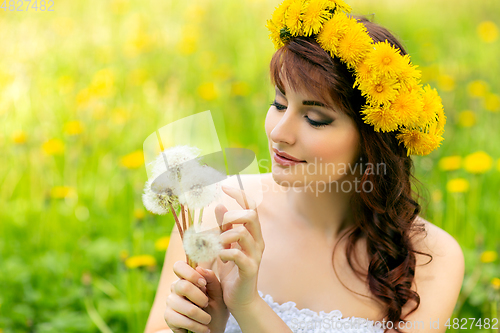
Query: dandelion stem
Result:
<box><xmin>168</xmin><ymin>202</ymin><xmax>183</xmax><ymax>240</ymax></box>
<box><xmin>198</xmin><ymin>207</ymin><xmax>204</xmax><ymax>227</ymax></box>
<box><xmin>181</xmin><ymin>204</ymin><xmax>187</xmax><ymax>233</ymax></box>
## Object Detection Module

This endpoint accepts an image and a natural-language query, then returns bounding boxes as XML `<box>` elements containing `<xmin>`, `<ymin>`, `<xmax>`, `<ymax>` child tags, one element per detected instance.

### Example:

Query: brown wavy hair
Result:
<box><xmin>269</xmin><ymin>16</ymin><xmax>433</xmax><ymax>332</ymax></box>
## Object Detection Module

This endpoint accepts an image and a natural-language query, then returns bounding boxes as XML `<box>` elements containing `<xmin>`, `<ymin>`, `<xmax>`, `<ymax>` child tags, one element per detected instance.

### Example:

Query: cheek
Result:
<box><xmin>307</xmin><ymin>126</ymin><xmax>360</xmax><ymax>164</ymax></box>
<box><xmin>264</xmin><ymin>108</ymin><xmax>275</xmax><ymax>139</ymax></box>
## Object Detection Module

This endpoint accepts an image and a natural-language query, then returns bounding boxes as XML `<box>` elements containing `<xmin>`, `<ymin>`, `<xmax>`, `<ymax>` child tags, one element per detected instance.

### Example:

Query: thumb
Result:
<box><xmin>196</xmin><ymin>266</ymin><xmax>223</xmax><ymax>300</ymax></box>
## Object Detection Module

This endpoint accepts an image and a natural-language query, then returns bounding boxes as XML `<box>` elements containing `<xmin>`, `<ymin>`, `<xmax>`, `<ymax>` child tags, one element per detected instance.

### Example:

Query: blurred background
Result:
<box><xmin>1</xmin><ymin>0</ymin><xmax>499</xmax><ymax>331</ymax></box>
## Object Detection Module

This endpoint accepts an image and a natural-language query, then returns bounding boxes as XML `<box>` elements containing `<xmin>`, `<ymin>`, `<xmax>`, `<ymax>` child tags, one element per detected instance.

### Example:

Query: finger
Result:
<box><xmin>164</xmin><ymin>306</ymin><xmax>211</xmax><ymax>333</ymax></box>
<box><xmin>173</xmin><ymin>279</ymin><xmax>210</xmax><ymax>309</ymax></box>
<box><xmin>173</xmin><ymin>261</ymin><xmax>207</xmax><ymax>289</ymax></box>
<box><xmin>220</xmin><ymin>225</ymin><xmax>255</xmax><ymax>257</ymax></box>
<box><xmin>218</xmin><ymin>248</ymin><xmax>258</xmax><ymax>278</ymax></box>
<box><xmin>221</xmin><ymin>210</ymin><xmax>264</xmax><ymax>251</ymax></box>
<box><xmin>215</xmin><ymin>203</ymin><xmax>228</xmax><ymax>231</ymax></box>
<box><xmin>221</xmin><ymin>185</ymin><xmax>257</xmax><ymax>210</ymax></box>
<box><xmin>166</xmin><ymin>292</ymin><xmax>211</xmax><ymax>325</ymax></box>
<box><xmin>196</xmin><ymin>266</ymin><xmax>224</xmax><ymax>302</ymax></box>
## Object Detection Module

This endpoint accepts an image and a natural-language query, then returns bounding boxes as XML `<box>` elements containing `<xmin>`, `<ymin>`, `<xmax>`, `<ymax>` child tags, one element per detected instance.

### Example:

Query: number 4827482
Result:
<box><xmin>1</xmin><ymin>0</ymin><xmax>54</xmax><ymax>11</ymax></box>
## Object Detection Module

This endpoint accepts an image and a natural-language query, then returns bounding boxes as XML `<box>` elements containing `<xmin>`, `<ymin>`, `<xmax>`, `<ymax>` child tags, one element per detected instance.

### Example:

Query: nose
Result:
<box><xmin>269</xmin><ymin>108</ymin><xmax>298</xmax><ymax>145</ymax></box>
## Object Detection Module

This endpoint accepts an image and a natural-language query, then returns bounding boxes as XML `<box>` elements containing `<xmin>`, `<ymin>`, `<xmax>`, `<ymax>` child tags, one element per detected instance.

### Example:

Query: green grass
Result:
<box><xmin>1</xmin><ymin>0</ymin><xmax>499</xmax><ymax>331</ymax></box>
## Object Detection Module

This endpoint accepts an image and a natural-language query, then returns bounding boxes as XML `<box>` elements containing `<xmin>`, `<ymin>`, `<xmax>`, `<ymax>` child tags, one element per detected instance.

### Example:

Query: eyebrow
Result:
<box><xmin>275</xmin><ymin>87</ymin><xmax>332</xmax><ymax>110</ymax></box>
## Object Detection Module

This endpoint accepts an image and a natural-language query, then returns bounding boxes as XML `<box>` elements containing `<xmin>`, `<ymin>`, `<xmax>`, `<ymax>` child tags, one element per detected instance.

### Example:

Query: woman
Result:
<box><xmin>145</xmin><ymin>1</ymin><xmax>464</xmax><ymax>332</ymax></box>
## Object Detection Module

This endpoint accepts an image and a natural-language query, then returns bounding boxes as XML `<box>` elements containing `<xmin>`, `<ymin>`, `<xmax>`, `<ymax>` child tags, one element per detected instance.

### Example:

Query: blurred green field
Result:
<box><xmin>1</xmin><ymin>0</ymin><xmax>499</xmax><ymax>332</ymax></box>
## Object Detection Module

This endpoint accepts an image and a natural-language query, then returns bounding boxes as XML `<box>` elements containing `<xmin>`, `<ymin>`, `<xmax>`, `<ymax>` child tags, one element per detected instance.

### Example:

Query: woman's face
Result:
<box><xmin>264</xmin><ymin>77</ymin><xmax>362</xmax><ymax>191</ymax></box>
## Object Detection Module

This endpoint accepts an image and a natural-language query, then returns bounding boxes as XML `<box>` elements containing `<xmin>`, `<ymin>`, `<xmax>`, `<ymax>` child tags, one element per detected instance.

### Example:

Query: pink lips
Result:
<box><xmin>272</xmin><ymin>148</ymin><xmax>306</xmax><ymax>166</ymax></box>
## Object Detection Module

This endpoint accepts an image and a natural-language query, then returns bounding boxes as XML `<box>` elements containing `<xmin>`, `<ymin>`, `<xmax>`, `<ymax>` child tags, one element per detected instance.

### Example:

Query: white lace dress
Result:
<box><xmin>224</xmin><ymin>291</ymin><xmax>385</xmax><ymax>333</ymax></box>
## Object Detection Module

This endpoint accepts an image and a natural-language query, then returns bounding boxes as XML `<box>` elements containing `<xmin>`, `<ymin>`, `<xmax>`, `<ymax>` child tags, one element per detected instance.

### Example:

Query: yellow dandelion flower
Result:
<box><xmin>316</xmin><ymin>11</ymin><xmax>351</xmax><ymax>55</ymax></box>
<box><xmin>458</xmin><ymin>110</ymin><xmax>476</xmax><ymax>127</ymax></box>
<box><xmin>484</xmin><ymin>93</ymin><xmax>500</xmax><ymax>112</ymax></box>
<box><xmin>125</xmin><ymin>254</ymin><xmax>156</xmax><ymax>269</ymax></box>
<box><xmin>325</xmin><ymin>0</ymin><xmax>351</xmax><ymax>13</ymax></box>
<box><xmin>418</xmin><ymin>85</ymin><xmax>443</xmax><ymax>127</ymax></box>
<box><xmin>13</xmin><ymin>131</ymin><xmax>27</xmax><ymax>144</ymax></box>
<box><xmin>89</xmin><ymin>68</ymin><xmax>115</xmax><ymax>98</ymax></box>
<box><xmin>438</xmin><ymin>156</ymin><xmax>461</xmax><ymax>171</ymax></box>
<box><xmin>272</xmin><ymin>0</ymin><xmax>293</xmax><ymax>27</ymax></box>
<box><xmin>43</xmin><ymin>138</ymin><xmax>65</xmax><ymax>155</ymax></box>
<box><xmin>231</xmin><ymin>81</ymin><xmax>250</xmax><ymax>96</ymax></box>
<box><xmin>477</xmin><ymin>21</ymin><xmax>499</xmax><ymax>43</ymax></box>
<box><xmin>364</xmin><ymin>41</ymin><xmax>406</xmax><ymax>79</ymax></box>
<box><xmin>431</xmin><ymin>189</ymin><xmax>442</xmax><ymax>202</ymax></box>
<box><xmin>285</xmin><ymin>0</ymin><xmax>304</xmax><ymax>36</ymax></box>
<box><xmin>64</xmin><ymin>121</ymin><xmax>84</xmax><ymax>136</ymax></box>
<box><xmin>197</xmin><ymin>82</ymin><xmax>218</xmax><ymax>101</ymax></box>
<box><xmin>359</xmin><ymin>75</ymin><xmax>400</xmax><ymax>106</ymax></box>
<box><xmin>155</xmin><ymin>236</ymin><xmax>171</xmax><ymax>251</ymax></box>
<box><xmin>437</xmin><ymin>74</ymin><xmax>455</xmax><ymax>92</ymax></box>
<box><xmin>396</xmin><ymin>55</ymin><xmax>421</xmax><ymax>88</ymax></box>
<box><xmin>354</xmin><ymin>60</ymin><xmax>376</xmax><ymax>86</ymax></box>
<box><xmin>396</xmin><ymin>128</ymin><xmax>443</xmax><ymax>156</ymax></box>
<box><xmin>463</xmin><ymin>151</ymin><xmax>493</xmax><ymax>174</ymax></box>
<box><xmin>50</xmin><ymin>186</ymin><xmax>76</xmax><ymax>199</ymax></box>
<box><xmin>266</xmin><ymin>19</ymin><xmax>285</xmax><ymax>49</ymax></box>
<box><xmin>480</xmin><ymin>250</ymin><xmax>498</xmax><ymax>263</ymax></box>
<box><xmin>337</xmin><ymin>22</ymin><xmax>373</xmax><ymax>69</ymax></box>
<box><xmin>120</xmin><ymin>150</ymin><xmax>144</xmax><ymax>169</ymax></box>
<box><xmin>301</xmin><ymin>0</ymin><xmax>330</xmax><ymax>36</ymax></box>
<box><xmin>134</xmin><ymin>208</ymin><xmax>145</xmax><ymax>220</ymax></box>
<box><xmin>446</xmin><ymin>178</ymin><xmax>469</xmax><ymax>193</ymax></box>
<box><xmin>492</xmin><ymin>278</ymin><xmax>500</xmax><ymax>290</ymax></box>
<box><xmin>390</xmin><ymin>90</ymin><xmax>423</xmax><ymax>128</ymax></box>
<box><xmin>360</xmin><ymin>105</ymin><xmax>399</xmax><ymax>132</ymax></box>
<box><xmin>467</xmin><ymin>80</ymin><xmax>489</xmax><ymax>98</ymax></box>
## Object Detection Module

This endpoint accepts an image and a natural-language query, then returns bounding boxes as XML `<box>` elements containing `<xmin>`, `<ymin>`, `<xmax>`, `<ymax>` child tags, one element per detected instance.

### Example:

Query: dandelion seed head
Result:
<box><xmin>183</xmin><ymin>227</ymin><xmax>222</xmax><ymax>264</ymax></box>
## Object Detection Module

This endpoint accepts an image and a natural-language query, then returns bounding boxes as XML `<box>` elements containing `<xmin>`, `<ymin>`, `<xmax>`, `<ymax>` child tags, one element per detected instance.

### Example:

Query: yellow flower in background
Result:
<box><xmin>125</xmin><ymin>254</ymin><xmax>156</xmax><ymax>269</ymax></box>
<box><xmin>477</xmin><ymin>21</ymin><xmax>499</xmax><ymax>43</ymax></box>
<box><xmin>458</xmin><ymin>110</ymin><xmax>476</xmax><ymax>127</ymax></box>
<box><xmin>50</xmin><ymin>186</ymin><xmax>76</xmax><ymax>199</ymax></box>
<box><xmin>484</xmin><ymin>93</ymin><xmax>500</xmax><ymax>112</ymax></box>
<box><xmin>42</xmin><ymin>139</ymin><xmax>65</xmax><ymax>155</ymax></box>
<box><xmin>155</xmin><ymin>236</ymin><xmax>171</xmax><ymax>251</ymax></box>
<box><xmin>467</xmin><ymin>80</ymin><xmax>488</xmax><ymax>98</ymax></box>
<box><xmin>420</xmin><ymin>65</ymin><xmax>439</xmax><ymax>83</ymax></box>
<box><xmin>76</xmin><ymin>88</ymin><xmax>92</xmax><ymax>108</ymax></box>
<box><xmin>437</xmin><ymin>74</ymin><xmax>455</xmax><ymax>92</ymax></box>
<box><xmin>197</xmin><ymin>82</ymin><xmax>218</xmax><ymax>101</ymax></box>
<box><xmin>111</xmin><ymin>0</ymin><xmax>130</xmax><ymax>15</ymax></box>
<box><xmin>431</xmin><ymin>189</ymin><xmax>442</xmax><ymax>202</ymax></box>
<box><xmin>134</xmin><ymin>208</ymin><xmax>145</xmax><ymax>220</ymax></box>
<box><xmin>128</xmin><ymin>68</ymin><xmax>148</xmax><ymax>86</ymax></box>
<box><xmin>120</xmin><ymin>151</ymin><xmax>144</xmax><ymax>169</ymax></box>
<box><xmin>111</xmin><ymin>107</ymin><xmax>130</xmax><ymax>125</ymax></box>
<box><xmin>480</xmin><ymin>250</ymin><xmax>498</xmax><ymax>263</ymax></box>
<box><xmin>463</xmin><ymin>151</ymin><xmax>493</xmax><ymax>174</ymax></box>
<box><xmin>119</xmin><ymin>250</ymin><xmax>129</xmax><ymax>261</ymax></box>
<box><xmin>89</xmin><ymin>68</ymin><xmax>115</xmax><ymax>98</ymax></box>
<box><xmin>438</xmin><ymin>155</ymin><xmax>461</xmax><ymax>171</ymax></box>
<box><xmin>446</xmin><ymin>178</ymin><xmax>469</xmax><ymax>193</ymax></box>
<box><xmin>492</xmin><ymin>278</ymin><xmax>500</xmax><ymax>290</ymax></box>
<box><xmin>64</xmin><ymin>121</ymin><xmax>84</xmax><ymax>136</ymax></box>
<box><xmin>231</xmin><ymin>81</ymin><xmax>250</xmax><ymax>97</ymax></box>
<box><xmin>178</xmin><ymin>25</ymin><xmax>199</xmax><ymax>55</ymax></box>
<box><xmin>12</xmin><ymin>131</ymin><xmax>27</xmax><ymax>144</ymax></box>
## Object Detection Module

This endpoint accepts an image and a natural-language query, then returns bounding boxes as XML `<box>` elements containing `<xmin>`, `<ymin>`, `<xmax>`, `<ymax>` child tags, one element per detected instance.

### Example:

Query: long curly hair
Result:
<box><xmin>269</xmin><ymin>16</ymin><xmax>433</xmax><ymax>332</ymax></box>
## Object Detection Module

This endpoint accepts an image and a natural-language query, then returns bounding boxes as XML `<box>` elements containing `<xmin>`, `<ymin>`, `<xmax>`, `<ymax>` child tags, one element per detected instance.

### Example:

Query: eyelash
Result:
<box><xmin>270</xmin><ymin>101</ymin><xmax>330</xmax><ymax>128</ymax></box>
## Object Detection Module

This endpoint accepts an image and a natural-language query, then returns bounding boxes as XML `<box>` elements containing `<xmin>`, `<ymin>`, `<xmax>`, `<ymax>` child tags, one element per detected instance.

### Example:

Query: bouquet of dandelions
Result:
<box><xmin>142</xmin><ymin>145</ymin><xmax>225</xmax><ymax>270</ymax></box>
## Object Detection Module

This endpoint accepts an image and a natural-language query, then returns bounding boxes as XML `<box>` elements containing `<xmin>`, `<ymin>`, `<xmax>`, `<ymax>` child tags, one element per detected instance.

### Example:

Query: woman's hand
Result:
<box><xmin>216</xmin><ymin>185</ymin><xmax>265</xmax><ymax>315</ymax></box>
<box><xmin>164</xmin><ymin>261</ymin><xmax>229</xmax><ymax>333</ymax></box>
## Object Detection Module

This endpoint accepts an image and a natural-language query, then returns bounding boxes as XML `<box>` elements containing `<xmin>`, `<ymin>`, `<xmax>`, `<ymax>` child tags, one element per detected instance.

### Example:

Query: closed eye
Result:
<box><xmin>270</xmin><ymin>101</ymin><xmax>332</xmax><ymax>128</ymax></box>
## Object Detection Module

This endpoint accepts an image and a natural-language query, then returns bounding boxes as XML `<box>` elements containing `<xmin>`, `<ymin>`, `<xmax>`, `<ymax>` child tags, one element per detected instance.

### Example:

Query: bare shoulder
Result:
<box><xmin>395</xmin><ymin>216</ymin><xmax>465</xmax><ymax>332</ymax></box>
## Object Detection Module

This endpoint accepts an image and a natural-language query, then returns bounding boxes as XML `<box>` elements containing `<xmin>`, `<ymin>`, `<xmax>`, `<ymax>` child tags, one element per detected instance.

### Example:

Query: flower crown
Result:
<box><xmin>266</xmin><ymin>0</ymin><xmax>446</xmax><ymax>156</ymax></box>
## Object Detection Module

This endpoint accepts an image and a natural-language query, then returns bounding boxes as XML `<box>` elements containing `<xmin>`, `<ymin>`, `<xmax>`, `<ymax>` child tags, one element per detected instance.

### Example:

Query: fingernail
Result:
<box><xmin>198</xmin><ymin>278</ymin><xmax>207</xmax><ymax>287</ymax></box>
